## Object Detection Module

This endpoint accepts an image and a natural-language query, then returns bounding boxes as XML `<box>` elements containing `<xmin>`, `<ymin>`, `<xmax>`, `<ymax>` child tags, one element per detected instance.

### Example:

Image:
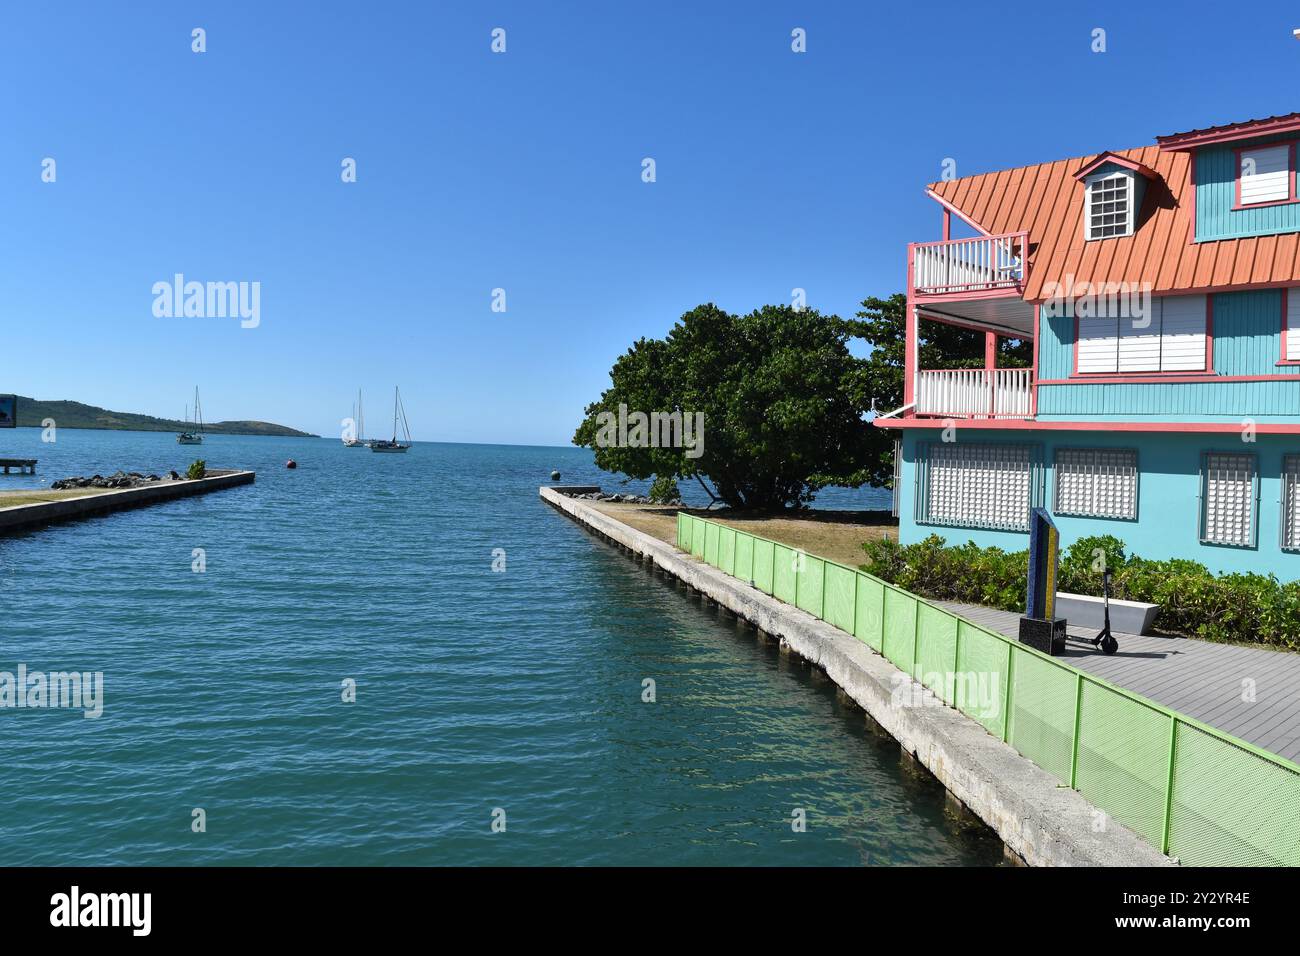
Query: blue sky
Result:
<box><xmin>3</xmin><ymin>1</ymin><xmax>1299</xmax><ymax>444</ymax></box>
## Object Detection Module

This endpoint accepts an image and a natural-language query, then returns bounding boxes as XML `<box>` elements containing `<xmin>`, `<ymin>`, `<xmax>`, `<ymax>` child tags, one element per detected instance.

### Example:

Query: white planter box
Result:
<box><xmin>1055</xmin><ymin>592</ymin><xmax>1159</xmax><ymax>636</ymax></box>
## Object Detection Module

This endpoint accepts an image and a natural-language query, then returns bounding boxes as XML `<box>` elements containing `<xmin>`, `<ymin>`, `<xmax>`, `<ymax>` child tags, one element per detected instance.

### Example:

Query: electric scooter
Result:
<box><xmin>1086</xmin><ymin>569</ymin><xmax>1119</xmax><ymax>655</ymax></box>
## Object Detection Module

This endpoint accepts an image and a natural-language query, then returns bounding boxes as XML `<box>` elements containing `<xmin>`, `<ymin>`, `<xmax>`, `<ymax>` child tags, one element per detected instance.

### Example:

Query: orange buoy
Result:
<box><xmin>286</xmin><ymin>459</ymin><xmax>297</xmax><ymax>469</ymax></box>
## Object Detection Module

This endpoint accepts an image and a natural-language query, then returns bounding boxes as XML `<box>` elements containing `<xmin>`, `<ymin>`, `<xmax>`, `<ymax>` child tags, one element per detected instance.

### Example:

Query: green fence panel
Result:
<box><xmin>915</xmin><ymin>603</ymin><xmax>959</xmax><ymax>700</ymax></box>
<box><xmin>719</xmin><ymin>526</ymin><xmax>736</xmax><ymax>576</ymax></box>
<box><xmin>796</xmin><ymin>555</ymin><xmax>824</xmax><ymax>617</ymax></box>
<box><xmin>1167</xmin><ymin>721</ymin><xmax>1300</xmax><ymax>866</ymax></box>
<box><xmin>752</xmin><ymin>538</ymin><xmax>774</xmax><ymax>594</ymax></box>
<box><xmin>881</xmin><ymin>588</ymin><xmax>917</xmax><ymax>672</ymax></box>
<box><xmin>691</xmin><ymin>516</ymin><xmax>706</xmax><ymax>559</ymax></box>
<box><xmin>854</xmin><ymin>574</ymin><xmax>885</xmax><ymax>651</ymax></box>
<box><xmin>735</xmin><ymin>532</ymin><xmax>755</xmax><ymax>584</ymax></box>
<box><xmin>705</xmin><ymin>522</ymin><xmax>719</xmax><ymax>566</ymax></box>
<box><xmin>772</xmin><ymin>545</ymin><xmax>796</xmax><ymax>604</ymax></box>
<box><xmin>954</xmin><ymin>621</ymin><xmax>1009</xmax><ymax>739</ymax></box>
<box><xmin>1074</xmin><ymin>682</ymin><xmax>1171</xmax><ymax>849</ymax></box>
<box><xmin>1008</xmin><ymin>648</ymin><xmax>1078</xmax><ymax>783</ymax></box>
<box><xmin>823</xmin><ymin>563</ymin><xmax>856</xmax><ymax>634</ymax></box>
<box><xmin>676</xmin><ymin>513</ymin><xmax>685</xmax><ymax>550</ymax></box>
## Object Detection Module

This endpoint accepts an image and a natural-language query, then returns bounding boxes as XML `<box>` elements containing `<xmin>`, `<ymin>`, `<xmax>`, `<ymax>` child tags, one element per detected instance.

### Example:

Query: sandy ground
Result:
<box><xmin>0</xmin><ymin>488</ymin><xmax>114</xmax><ymax>509</ymax></box>
<box><xmin>589</xmin><ymin>501</ymin><xmax>898</xmax><ymax>568</ymax></box>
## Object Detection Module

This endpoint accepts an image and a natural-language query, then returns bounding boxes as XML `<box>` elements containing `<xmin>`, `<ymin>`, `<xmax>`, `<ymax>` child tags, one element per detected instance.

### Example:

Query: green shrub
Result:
<box><xmin>648</xmin><ymin>475</ymin><xmax>681</xmax><ymax>504</ymax></box>
<box><xmin>186</xmin><ymin>459</ymin><xmax>206</xmax><ymax>481</ymax></box>
<box><xmin>861</xmin><ymin>533</ymin><xmax>1300</xmax><ymax>648</ymax></box>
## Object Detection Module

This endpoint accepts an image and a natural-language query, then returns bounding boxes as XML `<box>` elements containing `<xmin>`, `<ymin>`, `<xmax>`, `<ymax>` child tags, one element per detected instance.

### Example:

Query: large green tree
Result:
<box><xmin>573</xmin><ymin>304</ymin><xmax>874</xmax><ymax>509</ymax></box>
<box><xmin>848</xmin><ymin>294</ymin><xmax>1032</xmax><ymax>487</ymax></box>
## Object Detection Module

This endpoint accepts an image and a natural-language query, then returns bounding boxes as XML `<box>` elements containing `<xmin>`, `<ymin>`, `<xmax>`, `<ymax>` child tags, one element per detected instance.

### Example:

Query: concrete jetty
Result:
<box><xmin>0</xmin><ymin>469</ymin><xmax>255</xmax><ymax>535</ymax></box>
<box><xmin>540</xmin><ymin>485</ymin><xmax>1170</xmax><ymax>868</ymax></box>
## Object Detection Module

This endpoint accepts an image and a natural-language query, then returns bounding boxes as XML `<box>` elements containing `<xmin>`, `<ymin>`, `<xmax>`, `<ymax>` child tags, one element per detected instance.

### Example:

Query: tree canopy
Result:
<box><xmin>574</xmin><ymin>296</ymin><xmax>1034</xmax><ymax>505</ymax></box>
<box><xmin>573</xmin><ymin>304</ymin><xmax>874</xmax><ymax>509</ymax></box>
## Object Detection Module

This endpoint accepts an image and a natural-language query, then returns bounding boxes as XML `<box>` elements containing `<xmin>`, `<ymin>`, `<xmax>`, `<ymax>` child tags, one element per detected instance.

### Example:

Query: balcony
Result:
<box><xmin>915</xmin><ymin>368</ymin><xmax>1034</xmax><ymax>419</ymax></box>
<box><xmin>911</xmin><ymin>232</ymin><xmax>1028</xmax><ymax>297</ymax></box>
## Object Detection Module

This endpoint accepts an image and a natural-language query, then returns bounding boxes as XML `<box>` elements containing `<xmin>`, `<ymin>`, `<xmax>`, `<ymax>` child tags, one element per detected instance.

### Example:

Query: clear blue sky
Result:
<box><xmin>3</xmin><ymin>1</ymin><xmax>1298</xmax><ymax>444</ymax></box>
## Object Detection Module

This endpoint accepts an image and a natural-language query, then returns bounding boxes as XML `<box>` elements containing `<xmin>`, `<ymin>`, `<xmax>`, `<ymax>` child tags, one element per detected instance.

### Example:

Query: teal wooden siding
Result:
<box><xmin>1037</xmin><ymin>380</ymin><xmax>1300</xmax><ymax>419</ymax></box>
<box><xmin>1214</xmin><ymin>289</ymin><xmax>1295</xmax><ymax>376</ymax></box>
<box><xmin>1195</xmin><ymin>136</ymin><xmax>1300</xmax><ymax>242</ymax></box>
<box><xmin>1036</xmin><ymin>289</ymin><xmax>1300</xmax><ymax>419</ymax></box>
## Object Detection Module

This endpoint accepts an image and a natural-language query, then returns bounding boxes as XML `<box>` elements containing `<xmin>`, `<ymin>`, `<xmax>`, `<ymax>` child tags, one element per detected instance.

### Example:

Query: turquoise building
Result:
<box><xmin>880</xmin><ymin>114</ymin><xmax>1300</xmax><ymax>578</ymax></box>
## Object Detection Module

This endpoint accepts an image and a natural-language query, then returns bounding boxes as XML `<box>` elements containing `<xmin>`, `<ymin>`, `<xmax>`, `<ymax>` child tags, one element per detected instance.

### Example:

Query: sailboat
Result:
<box><xmin>369</xmin><ymin>387</ymin><xmax>412</xmax><ymax>453</ymax></box>
<box><xmin>177</xmin><ymin>387</ymin><xmax>204</xmax><ymax>445</ymax></box>
<box><xmin>343</xmin><ymin>389</ymin><xmax>368</xmax><ymax>447</ymax></box>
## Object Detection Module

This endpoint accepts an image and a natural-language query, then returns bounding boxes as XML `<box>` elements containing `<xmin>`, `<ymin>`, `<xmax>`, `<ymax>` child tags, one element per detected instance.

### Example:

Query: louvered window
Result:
<box><xmin>1200</xmin><ymin>453</ymin><xmax>1257</xmax><ymax>548</ymax></box>
<box><xmin>1054</xmin><ymin>448</ymin><xmax>1138</xmax><ymax>520</ymax></box>
<box><xmin>1238</xmin><ymin>144</ymin><xmax>1293</xmax><ymax>207</ymax></box>
<box><xmin>1076</xmin><ymin>295</ymin><xmax>1207</xmax><ymax>374</ymax></box>
<box><xmin>1283</xmin><ymin>455</ymin><xmax>1300</xmax><ymax>552</ymax></box>
<box><xmin>917</xmin><ymin>442</ymin><xmax>1041</xmax><ymax>532</ymax></box>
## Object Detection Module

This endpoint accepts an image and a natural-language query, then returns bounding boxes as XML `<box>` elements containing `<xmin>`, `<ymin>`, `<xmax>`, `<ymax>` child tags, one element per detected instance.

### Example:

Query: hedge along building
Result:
<box><xmin>875</xmin><ymin>113</ymin><xmax>1300</xmax><ymax>578</ymax></box>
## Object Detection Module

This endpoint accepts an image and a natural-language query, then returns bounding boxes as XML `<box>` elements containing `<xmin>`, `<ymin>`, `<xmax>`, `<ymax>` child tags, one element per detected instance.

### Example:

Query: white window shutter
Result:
<box><xmin>1077</xmin><ymin>314</ymin><xmax>1119</xmax><ymax>373</ymax></box>
<box><xmin>1239</xmin><ymin>145</ymin><xmax>1291</xmax><ymax>206</ymax></box>
<box><xmin>1118</xmin><ymin>299</ymin><xmax>1162</xmax><ymax>373</ymax></box>
<box><xmin>1159</xmin><ymin>295</ymin><xmax>1208</xmax><ymax>371</ymax></box>
<box><xmin>1287</xmin><ymin>289</ymin><xmax>1300</xmax><ymax>361</ymax></box>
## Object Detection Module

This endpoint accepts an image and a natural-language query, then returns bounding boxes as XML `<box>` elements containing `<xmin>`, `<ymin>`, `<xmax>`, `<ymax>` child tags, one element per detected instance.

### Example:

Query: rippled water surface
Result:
<box><xmin>0</xmin><ymin>429</ymin><xmax>1003</xmax><ymax>865</ymax></box>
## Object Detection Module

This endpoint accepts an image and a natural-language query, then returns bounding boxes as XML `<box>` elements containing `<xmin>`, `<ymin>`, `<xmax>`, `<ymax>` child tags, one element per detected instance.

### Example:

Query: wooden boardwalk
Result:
<box><xmin>937</xmin><ymin>601</ymin><xmax>1300</xmax><ymax>765</ymax></box>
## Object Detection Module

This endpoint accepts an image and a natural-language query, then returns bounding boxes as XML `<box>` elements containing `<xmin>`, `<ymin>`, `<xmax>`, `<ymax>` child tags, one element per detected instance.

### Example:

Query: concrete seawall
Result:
<box><xmin>540</xmin><ymin>486</ymin><xmax>1170</xmax><ymax>868</ymax></box>
<box><xmin>0</xmin><ymin>469</ymin><xmax>255</xmax><ymax>535</ymax></box>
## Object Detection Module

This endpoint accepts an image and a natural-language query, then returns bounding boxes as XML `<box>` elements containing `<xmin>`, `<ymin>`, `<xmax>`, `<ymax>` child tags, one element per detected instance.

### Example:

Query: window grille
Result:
<box><xmin>1200</xmin><ymin>452</ymin><xmax>1257</xmax><ymax>548</ymax></box>
<box><xmin>1054</xmin><ymin>448</ymin><xmax>1138</xmax><ymax>520</ymax></box>
<box><xmin>916</xmin><ymin>442</ymin><xmax>1041</xmax><ymax>532</ymax></box>
<box><xmin>1086</xmin><ymin>172</ymin><xmax>1133</xmax><ymax>239</ymax></box>
<box><xmin>1283</xmin><ymin>455</ymin><xmax>1300</xmax><ymax>552</ymax></box>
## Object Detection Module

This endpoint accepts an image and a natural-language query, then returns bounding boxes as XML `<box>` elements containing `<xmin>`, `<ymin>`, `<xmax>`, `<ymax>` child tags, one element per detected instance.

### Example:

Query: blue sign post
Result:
<box><xmin>1018</xmin><ymin>507</ymin><xmax>1067</xmax><ymax>655</ymax></box>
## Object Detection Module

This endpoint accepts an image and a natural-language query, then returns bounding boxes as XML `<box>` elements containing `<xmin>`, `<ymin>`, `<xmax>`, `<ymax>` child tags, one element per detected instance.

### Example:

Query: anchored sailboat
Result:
<box><xmin>177</xmin><ymin>387</ymin><xmax>204</xmax><ymax>445</ymax></box>
<box><xmin>369</xmin><ymin>387</ymin><xmax>412</xmax><ymax>453</ymax></box>
<box><xmin>343</xmin><ymin>388</ymin><xmax>368</xmax><ymax>447</ymax></box>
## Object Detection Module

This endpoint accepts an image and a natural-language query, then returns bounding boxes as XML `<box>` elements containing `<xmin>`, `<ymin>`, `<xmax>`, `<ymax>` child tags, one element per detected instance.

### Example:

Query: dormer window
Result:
<box><xmin>1073</xmin><ymin>152</ymin><xmax>1156</xmax><ymax>242</ymax></box>
<box><xmin>1236</xmin><ymin>143</ymin><xmax>1296</xmax><ymax>208</ymax></box>
<box><xmin>1084</xmin><ymin>170</ymin><xmax>1135</xmax><ymax>240</ymax></box>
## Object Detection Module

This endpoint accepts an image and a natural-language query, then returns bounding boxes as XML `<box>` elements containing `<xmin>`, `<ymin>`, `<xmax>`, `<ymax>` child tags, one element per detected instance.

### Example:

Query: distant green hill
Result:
<box><xmin>10</xmin><ymin>396</ymin><xmax>317</xmax><ymax>438</ymax></box>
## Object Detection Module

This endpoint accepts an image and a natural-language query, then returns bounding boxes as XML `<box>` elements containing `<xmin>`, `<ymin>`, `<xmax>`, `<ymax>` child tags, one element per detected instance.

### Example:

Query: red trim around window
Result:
<box><xmin>1187</xmin><ymin>151</ymin><xmax>1198</xmax><ymax>245</ymax></box>
<box><xmin>1232</xmin><ymin>141</ymin><xmax>1299</xmax><ymax>211</ymax></box>
<box><xmin>1282</xmin><ymin>287</ymin><xmax>1300</xmax><ymax>366</ymax></box>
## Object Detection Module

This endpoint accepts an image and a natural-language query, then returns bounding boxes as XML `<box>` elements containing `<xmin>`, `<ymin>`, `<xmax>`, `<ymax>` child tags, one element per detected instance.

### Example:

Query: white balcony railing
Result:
<box><xmin>915</xmin><ymin>368</ymin><xmax>1034</xmax><ymax>419</ymax></box>
<box><xmin>912</xmin><ymin>232</ymin><xmax>1027</xmax><ymax>296</ymax></box>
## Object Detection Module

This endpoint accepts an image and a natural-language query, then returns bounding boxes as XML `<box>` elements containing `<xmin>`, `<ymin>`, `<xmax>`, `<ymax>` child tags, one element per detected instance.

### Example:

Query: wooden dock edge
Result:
<box><xmin>0</xmin><ymin>469</ymin><xmax>255</xmax><ymax>535</ymax></box>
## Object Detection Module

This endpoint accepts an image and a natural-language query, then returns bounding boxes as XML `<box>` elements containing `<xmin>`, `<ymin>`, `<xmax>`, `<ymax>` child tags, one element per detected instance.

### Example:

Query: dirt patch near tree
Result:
<box><xmin>588</xmin><ymin>501</ymin><xmax>898</xmax><ymax>568</ymax></box>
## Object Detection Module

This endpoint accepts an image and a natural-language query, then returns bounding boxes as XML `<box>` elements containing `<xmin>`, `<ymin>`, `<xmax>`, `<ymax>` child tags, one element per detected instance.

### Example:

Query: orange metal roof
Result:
<box><xmin>928</xmin><ymin>145</ymin><xmax>1300</xmax><ymax>302</ymax></box>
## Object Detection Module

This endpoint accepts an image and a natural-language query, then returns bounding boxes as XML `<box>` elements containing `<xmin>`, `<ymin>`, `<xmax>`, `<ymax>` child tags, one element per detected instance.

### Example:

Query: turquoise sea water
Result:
<box><xmin>0</xmin><ymin>429</ymin><xmax>1003</xmax><ymax>865</ymax></box>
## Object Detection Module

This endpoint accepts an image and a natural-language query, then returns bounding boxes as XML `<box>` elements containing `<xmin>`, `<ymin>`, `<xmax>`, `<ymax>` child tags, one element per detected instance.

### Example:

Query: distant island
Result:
<box><xmin>11</xmin><ymin>396</ymin><xmax>317</xmax><ymax>438</ymax></box>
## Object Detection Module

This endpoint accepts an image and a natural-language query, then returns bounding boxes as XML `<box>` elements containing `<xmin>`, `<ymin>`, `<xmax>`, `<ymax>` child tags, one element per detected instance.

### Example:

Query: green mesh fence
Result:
<box><xmin>955</xmin><ymin>621</ymin><xmax>1009</xmax><ymax>740</ymax></box>
<box><xmin>671</xmin><ymin>513</ymin><xmax>1300</xmax><ymax>865</ymax></box>
<box><xmin>719</xmin><ymin>526</ymin><xmax>736</xmax><ymax>576</ymax></box>
<box><xmin>823</xmin><ymin>563</ymin><xmax>856</xmax><ymax>634</ymax></box>
<box><xmin>1009</xmin><ymin>647</ymin><xmax>1077</xmax><ymax>783</ymax></box>
<box><xmin>735</xmin><ymin>532</ymin><xmax>754</xmax><ymax>583</ymax></box>
<box><xmin>796</xmin><ymin>555</ymin><xmax>824</xmax><ymax>617</ymax></box>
